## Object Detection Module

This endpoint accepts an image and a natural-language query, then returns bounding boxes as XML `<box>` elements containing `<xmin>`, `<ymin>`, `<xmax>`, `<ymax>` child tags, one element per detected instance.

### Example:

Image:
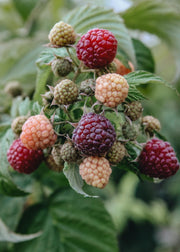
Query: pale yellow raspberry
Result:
<box><xmin>79</xmin><ymin>156</ymin><xmax>112</xmax><ymax>189</ymax></box>
<box><xmin>142</xmin><ymin>115</ymin><xmax>161</xmax><ymax>135</ymax></box>
<box><xmin>95</xmin><ymin>73</ymin><xmax>129</xmax><ymax>108</ymax></box>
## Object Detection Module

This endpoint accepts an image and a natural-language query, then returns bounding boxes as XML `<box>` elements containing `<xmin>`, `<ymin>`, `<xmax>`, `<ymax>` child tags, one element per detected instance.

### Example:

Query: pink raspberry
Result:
<box><xmin>76</xmin><ymin>28</ymin><xmax>117</xmax><ymax>69</ymax></box>
<box><xmin>79</xmin><ymin>156</ymin><xmax>112</xmax><ymax>188</ymax></box>
<box><xmin>138</xmin><ymin>138</ymin><xmax>179</xmax><ymax>179</ymax></box>
<box><xmin>7</xmin><ymin>139</ymin><xmax>43</xmax><ymax>174</ymax></box>
<box><xmin>72</xmin><ymin>112</ymin><xmax>116</xmax><ymax>156</ymax></box>
<box><xmin>20</xmin><ymin>115</ymin><xmax>57</xmax><ymax>150</ymax></box>
<box><xmin>95</xmin><ymin>73</ymin><xmax>129</xmax><ymax>108</ymax></box>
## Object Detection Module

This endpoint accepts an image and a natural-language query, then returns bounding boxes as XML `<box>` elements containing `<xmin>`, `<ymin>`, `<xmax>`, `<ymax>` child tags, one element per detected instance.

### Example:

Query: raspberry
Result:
<box><xmin>20</xmin><ymin>115</ymin><xmax>57</xmax><ymax>150</ymax></box>
<box><xmin>54</xmin><ymin>79</ymin><xmax>78</xmax><ymax>105</ymax></box>
<box><xmin>72</xmin><ymin>112</ymin><xmax>116</xmax><ymax>156</ymax></box>
<box><xmin>113</xmin><ymin>58</ymin><xmax>134</xmax><ymax>75</ymax></box>
<box><xmin>4</xmin><ymin>81</ymin><xmax>22</xmax><ymax>97</ymax></box>
<box><xmin>7</xmin><ymin>139</ymin><xmax>43</xmax><ymax>174</ymax></box>
<box><xmin>79</xmin><ymin>79</ymin><xmax>95</xmax><ymax>96</ymax></box>
<box><xmin>95</xmin><ymin>73</ymin><xmax>129</xmax><ymax>108</ymax></box>
<box><xmin>45</xmin><ymin>154</ymin><xmax>64</xmax><ymax>172</ymax></box>
<box><xmin>76</xmin><ymin>28</ymin><xmax>117</xmax><ymax>69</ymax></box>
<box><xmin>51</xmin><ymin>57</ymin><xmax>73</xmax><ymax>77</ymax></box>
<box><xmin>124</xmin><ymin>101</ymin><xmax>143</xmax><ymax>121</ymax></box>
<box><xmin>79</xmin><ymin>156</ymin><xmax>112</xmax><ymax>188</ymax></box>
<box><xmin>48</xmin><ymin>21</ymin><xmax>76</xmax><ymax>47</ymax></box>
<box><xmin>142</xmin><ymin>116</ymin><xmax>161</xmax><ymax>136</ymax></box>
<box><xmin>138</xmin><ymin>138</ymin><xmax>179</xmax><ymax>179</ymax></box>
<box><xmin>11</xmin><ymin>116</ymin><xmax>28</xmax><ymax>135</ymax></box>
<box><xmin>122</xmin><ymin>122</ymin><xmax>138</xmax><ymax>141</ymax></box>
<box><xmin>60</xmin><ymin>142</ymin><xmax>80</xmax><ymax>163</ymax></box>
<box><xmin>107</xmin><ymin>141</ymin><xmax>126</xmax><ymax>164</ymax></box>
<box><xmin>51</xmin><ymin>146</ymin><xmax>64</xmax><ymax>167</ymax></box>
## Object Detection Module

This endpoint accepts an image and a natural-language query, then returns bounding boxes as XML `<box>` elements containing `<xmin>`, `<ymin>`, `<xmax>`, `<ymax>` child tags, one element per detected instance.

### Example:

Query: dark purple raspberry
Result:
<box><xmin>138</xmin><ymin>138</ymin><xmax>179</xmax><ymax>179</ymax></box>
<box><xmin>7</xmin><ymin>139</ymin><xmax>44</xmax><ymax>174</ymax></box>
<box><xmin>76</xmin><ymin>28</ymin><xmax>117</xmax><ymax>69</ymax></box>
<box><xmin>72</xmin><ymin>113</ymin><xmax>116</xmax><ymax>156</ymax></box>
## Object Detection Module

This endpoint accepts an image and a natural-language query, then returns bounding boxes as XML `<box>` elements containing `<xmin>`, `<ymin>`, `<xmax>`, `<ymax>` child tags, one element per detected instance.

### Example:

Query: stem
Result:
<box><xmin>62</xmin><ymin>105</ymin><xmax>74</xmax><ymax>122</ymax></box>
<box><xmin>72</xmin><ymin>66</ymin><xmax>81</xmax><ymax>82</ymax></box>
<box><xmin>66</xmin><ymin>47</ymin><xmax>79</xmax><ymax>67</ymax></box>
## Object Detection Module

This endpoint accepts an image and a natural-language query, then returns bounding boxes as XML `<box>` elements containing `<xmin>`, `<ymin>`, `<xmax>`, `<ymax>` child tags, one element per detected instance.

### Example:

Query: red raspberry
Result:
<box><xmin>7</xmin><ymin>139</ymin><xmax>43</xmax><ymax>174</ymax></box>
<box><xmin>72</xmin><ymin>113</ymin><xmax>116</xmax><ymax>156</ymax></box>
<box><xmin>138</xmin><ymin>138</ymin><xmax>179</xmax><ymax>179</ymax></box>
<box><xmin>76</xmin><ymin>28</ymin><xmax>117</xmax><ymax>69</ymax></box>
<box><xmin>20</xmin><ymin>115</ymin><xmax>57</xmax><ymax>150</ymax></box>
<box><xmin>79</xmin><ymin>156</ymin><xmax>112</xmax><ymax>188</ymax></box>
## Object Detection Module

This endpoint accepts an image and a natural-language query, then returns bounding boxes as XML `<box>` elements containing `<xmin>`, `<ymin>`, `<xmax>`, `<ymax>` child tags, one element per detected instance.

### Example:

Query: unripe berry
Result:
<box><xmin>79</xmin><ymin>79</ymin><xmax>95</xmax><ymax>96</ymax></box>
<box><xmin>54</xmin><ymin>79</ymin><xmax>78</xmax><ymax>105</ymax></box>
<box><xmin>11</xmin><ymin>116</ymin><xmax>28</xmax><ymax>135</ymax></box>
<box><xmin>107</xmin><ymin>141</ymin><xmax>126</xmax><ymax>164</ymax></box>
<box><xmin>4</xmin><ymin>81</ymin><xmax>22</xmax><ymax>97</ymax></box>
<box><xmin>51</xmin><ymin>57</ymin><xmax>73</xmax><ymax>77</ymax></box>
<box><xmin>95</xmin><ymin>73</ymin><xmax>129</xmax><ymax>108</ymax></box>
<box><xmin>142</xmin><ymin>116</ymin><xmax>161</xmax><ymax>136</ymax></box>
<box><xmin>45</xmin><ymin>154</ymin><xmax>64</xmax><ymax>172</ymax></box>
<box><xmin>122</xmin><ymin>122</ymin><xmax>138</xmax><ymax>141</ymax></box>
<box><xmin>20</xmin><ymin>115</ymin><xmax>57</xmax><ymax>150</ymax></box>
<box><xmin>42</xmin><ymin>91</ymin><xmax>54</xmax><ymax>107</ymax></box>
<box><xmin>60</xmin><ymin>142</ymin><xmax>80</xmax><ymax>163</ymax></box>
<box><xmin>79</xmin><ymin>156</ymin><xmax>112</xmax><ymax>188</ymax></box>
<box><xmin>124</xmin><ymin>101</ymin><xmax>143</xmax><ymax>121</ymax></box>
<box><xmin>52</xmin><ymin>145</ymin><xmax>64</xmax><ymax>167</ymax></box>
<box><xmin>48</xmin><ymin>21</ymin><xmax>76</xmax><ymax>47</ymax></box>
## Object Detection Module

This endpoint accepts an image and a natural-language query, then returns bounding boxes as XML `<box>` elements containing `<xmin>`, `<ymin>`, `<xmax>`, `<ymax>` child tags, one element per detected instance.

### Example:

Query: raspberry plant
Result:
<box><xmin>0</xmin><ymin>3</ymin><xmax>180</xmax><ymax>252</ymax></box>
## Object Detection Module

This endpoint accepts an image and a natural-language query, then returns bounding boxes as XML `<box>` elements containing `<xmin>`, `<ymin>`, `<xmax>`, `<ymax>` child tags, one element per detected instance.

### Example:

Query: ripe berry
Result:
<box><xmin>54</xmin><ymin>79</ymin><xmax>78</xmax><ymax>105</ymax></box>
<box><xmin>51</xmin><ymin>57</ymin><xmax>73</xmax><ymax>77</ymax></box>
<box><xmin>95</xmin><ymin>73</ymin><xmax>129</xmax><ymax>108</ymax></box>
<box><xmin>20</xmin><ymin>115</ymin><xmax>57</xmax><ymax>150</ymax></box>
<box><xmin>72</xmin><ymin>112</ymin><xmax>116</xmax><ymax>156</ymax></box>
<box><xmin>138</xmin><ymin>138</ymin><xmax>179</xmax><ymax>179</ymax></box>
<box><xmin>107</xmin><ymin>141</ymin><xmax>126</xmax><ymax>164</ymax></box>
<box><xmin>79</xmin><ymin>156</ymin><xmax>112</xmax><ymax>188</ymax></box>
<box><xmin>142</xmin><ymin>115</ymin><xmax>161</xmax><ymax>136</ymax></box>
<box><xmin>60</xmin><ymin>142</ymin><xmax>80</xmax><ymax>163</ymax></box>
<box><xmin>7</xmin><ymin>139</ymin><xmax>43</xmax><ymax>174</ymax></box>
<box><xmin>124</xmin><ymin>101</ymin><xmax>143</xmax><ymax>121</ymax></box>
<box><xmin>76</xmin><ymin>28</ymin><xmax>117</xmax><ymax>69</ymax></box>
<box><xmin>113</xmin><ymin>58</ymin><xmax>134</xmax><ymax>75</ymax></box>
<box><xmin>122</xmin><ymin>122</ymin><xmax>138</xmax><ymax>141</ymax></box>
<box><xmin>79</xmin><ymin>79</ymin><xmax>95</xmax><ymax>96</ymax></box>
<box><xmin>48</xmin><ymin>21</ymin><xmax>76</xmax><ymax>47</ymax></box>
<box><xmin>11</xmin><ymin>116</ymin><xmax>28</xmax><ymax>135</ymax></box>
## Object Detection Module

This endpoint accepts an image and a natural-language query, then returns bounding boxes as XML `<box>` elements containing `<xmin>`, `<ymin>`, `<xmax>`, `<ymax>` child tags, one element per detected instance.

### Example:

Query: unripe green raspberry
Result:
<box><xmin>52</xmin><ymin>145</ymin><xmax>64</xmax><ymax>167</ymax></box>
<box><xmin>122</xmin><ymin>122</ymin><xmax>138</xmax><ymax>141</ymax></box>
<box><xmin>45</xmin><ymin>154</ymin><xmax>64</xmax><ymax>172</ymax></box>
<box><xmin>4</xmin><ymin>81</ymin><xmax>22</xmax><ymax>97</ymax></box>
<box><xmin>11</xmin><ymin>116</ymin><xmax>28</xmax><ymax>135</ymax></box>
<box><xmin>124</xmin><ymin>101</ymin><xmax>143</xmax><ymax>121</ymax></box>
<box><xmin>42</xmin><ymin>91</ymin><xmax>54</xmax><ymax>106</ymax></box>
<box><xmin>54</xmin><ymin>79</ymin><xmax>78</xmax><ymax>105</ymax></box>
<box><xmin>60</xmin><ymin>142</ymin><xmax>80</xmax><ymax>163</ymax></box>
<box><xmin>51</xmin><ymin>57</ymin><xmax>73</xmax><ymax>77</ymax></box>
<box><xmin>142</xmin><ymin>116</ymin><xmax>161</xmax><ymax>136</ymax></box>
<box><xmin>79</xmin><ymin>79</ymin><xmax>95</xmax><ymax>96</ymax></box>
<box><xmin>48</xmin><ymin>21</ymin><xmax>76</xmax><ymax>47</ymax></box>
<box><xmin>107</xmin><ymin>141</ymin><xmax>126</xmax><ymax>164</ymax></box>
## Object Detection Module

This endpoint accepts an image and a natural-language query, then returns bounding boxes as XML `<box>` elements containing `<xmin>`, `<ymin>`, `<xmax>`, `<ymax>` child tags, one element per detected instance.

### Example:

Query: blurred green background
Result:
<box><xmin>0</xmin><ymin>0</ymin><xmax>180</xmax><ymax>251</ymax></box>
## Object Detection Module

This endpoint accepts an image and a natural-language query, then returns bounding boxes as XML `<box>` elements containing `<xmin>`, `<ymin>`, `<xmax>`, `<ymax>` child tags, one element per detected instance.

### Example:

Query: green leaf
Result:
<box><xmin>0</xmin><ymin>129</ymin><xmax>29</xmax><ymax>197</ymax></box>
<box><xmin>132</xmin><ymin>38</ymin><xmax>155</xmax><ymax>73</ymax></box>
<box><xmin>31</xmin><ymin>101</ymin><xmax>42</xmax><ymax>115</ymax></box>
<box><xmin>121</xmin><ymin>0</ymin><xmax>180</xmax><ymax>58</ymax></box>
<box><xmin>63</xmin><ymin>162</ymin><xmax>95</xmax><ymax>198</ymax></box>
<box><xmin>65</xmin><ymin>5</ymin><xmax>136</xmax><ymax>64</ymax></box>
<box><xmin>18</xmin><ymin>97</ymin><xmax>32</xmax><ymax>116</ymax></box>
<box><xmin>14</xmin><ymin>190</ymin><xmax>118</xmax><ymax>252</ymax></box>
<box><xmin>13</xmin><ymin>0</ymin><xmax>39</xmax><ymax>21</ymax></box>
<box><xmin>0</xmin><ymin>218</ymin><xmax>41</xmax><ymax>243</ymax></box>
